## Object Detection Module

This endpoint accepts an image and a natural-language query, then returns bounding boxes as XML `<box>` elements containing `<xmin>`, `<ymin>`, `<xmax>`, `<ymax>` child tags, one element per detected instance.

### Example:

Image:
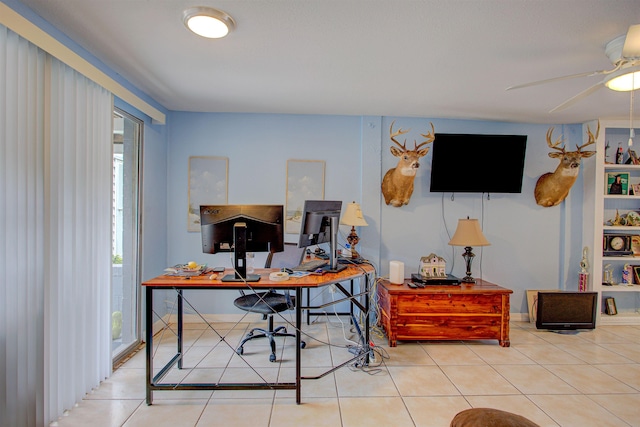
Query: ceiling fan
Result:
<box><xmin>507</xmin><ymin>24</ymin><xmax>640</xmax><ymax>113</ymax></box>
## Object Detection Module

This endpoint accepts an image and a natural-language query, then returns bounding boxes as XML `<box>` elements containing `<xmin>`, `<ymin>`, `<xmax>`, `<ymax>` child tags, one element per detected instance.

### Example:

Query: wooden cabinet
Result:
<box><xmin>377</xmin><ymin>279</ymin><xmax>512</xmax><ymax>347</ymax></box>
<box><xmin>583</xmin><ymin>119</ymin><xmax>640</xmax><ymax>325</ymax></box>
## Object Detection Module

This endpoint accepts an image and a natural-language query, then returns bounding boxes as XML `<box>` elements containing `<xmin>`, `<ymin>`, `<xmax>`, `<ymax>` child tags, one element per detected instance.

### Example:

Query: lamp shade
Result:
<box><xmin>448</xmin><ymin>218</ymin><xmax>490</xmax><ymax>247</ymax></box>
<box><xmin>340</xmin><ymin>202</ymin><xmax>368</xmax><ymax>227</ymax></box>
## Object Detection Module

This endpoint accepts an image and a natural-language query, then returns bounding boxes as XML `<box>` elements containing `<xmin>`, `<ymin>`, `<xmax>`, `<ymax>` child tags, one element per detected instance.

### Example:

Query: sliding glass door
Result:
<box><xmin>112</xmin><ymin>109</ymin><xmax>142</xmax><ymax>362</ymax></box>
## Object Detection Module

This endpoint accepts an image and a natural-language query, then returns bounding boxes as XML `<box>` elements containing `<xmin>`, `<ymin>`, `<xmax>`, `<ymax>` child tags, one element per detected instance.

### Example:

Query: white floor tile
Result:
<box><xmin>58</xmin><ymin>321</ymin><xmax>640</xmax><ymax>427</ymax></box>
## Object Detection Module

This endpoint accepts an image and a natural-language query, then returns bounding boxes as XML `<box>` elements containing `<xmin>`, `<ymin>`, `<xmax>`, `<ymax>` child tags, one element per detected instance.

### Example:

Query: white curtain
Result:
<box><xmin>45</xmin><ymin>56</ymin><xmax>113</xmax><ymax>421</ymax></box>
<box><xmin>1</xmin><ymin>25</ymin><xmax>113</xmax><ymax>426</ymax></box>
<box><xmin>1</xmin><ymin>25</ymin><xmax>46</xmax><ymax>427</ymax></box>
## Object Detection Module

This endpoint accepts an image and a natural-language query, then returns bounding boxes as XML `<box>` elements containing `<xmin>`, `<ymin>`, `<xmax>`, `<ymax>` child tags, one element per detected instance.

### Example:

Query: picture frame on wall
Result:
<box><xmin>285</xmin><ymin>159</ymin><xmax>325</xmax><ymax>234</ymax></box>
<box><xmin>187</xmin><ymin>156</ymin><xmax>229</xmax><ymax>232</ymax></box>
<box><xmin>606</xmin><ymin>172</ymin><xmax>629</xmax><ymax>195</ymax></box>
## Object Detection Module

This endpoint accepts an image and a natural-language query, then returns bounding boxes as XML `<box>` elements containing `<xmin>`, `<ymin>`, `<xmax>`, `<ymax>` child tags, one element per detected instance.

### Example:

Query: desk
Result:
<box><xmin>377</xmin><ymin>279</ymin><xmax>512</xmax><ymax>347</ymax></box>
<box><xmin>142</xmin><ymin>264</ymin><xmax>373</xmax><ymax>404</ymax></box>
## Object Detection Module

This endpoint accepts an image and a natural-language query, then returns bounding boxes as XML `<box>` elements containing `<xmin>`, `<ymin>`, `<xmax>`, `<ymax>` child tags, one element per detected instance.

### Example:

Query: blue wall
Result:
<box><xmin>7</xmin><ymin>0</ymin><xmax>588</xmax><ymax>317</ymax></box>
<box><xmin>165</xmin><ymin>112</ymin><xmax>585</xmax><ymax>315</ymax></box>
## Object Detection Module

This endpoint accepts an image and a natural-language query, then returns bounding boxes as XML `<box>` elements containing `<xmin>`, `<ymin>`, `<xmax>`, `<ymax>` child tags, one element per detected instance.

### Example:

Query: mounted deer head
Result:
<box><xmin>381</xmin><ymin>121</ymin><xmax>434</xmax><ymax>207</ymax></box>
<box><xmin>534</xmin><ymin>121</ymin><xmax>598</xmax><ymax>207</ymax></box>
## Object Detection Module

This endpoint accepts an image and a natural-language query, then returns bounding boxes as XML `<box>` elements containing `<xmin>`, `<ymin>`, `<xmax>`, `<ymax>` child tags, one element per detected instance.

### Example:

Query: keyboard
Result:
<box><xmin>338</xmin><ymin>256</ymin><xmax>365</xmax><ymax>264</ymax></box>
<box><xmin>292</xmin><ymin>259</ymin><xmax>329</xmax><ymax>272</ymax></box>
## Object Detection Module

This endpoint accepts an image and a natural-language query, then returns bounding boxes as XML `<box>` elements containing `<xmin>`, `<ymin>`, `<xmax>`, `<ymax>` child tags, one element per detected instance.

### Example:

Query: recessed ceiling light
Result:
<box><xmin>183</xmin><ymin>6</ymin><xmax>235</xmax><ymax>39</ymax></box>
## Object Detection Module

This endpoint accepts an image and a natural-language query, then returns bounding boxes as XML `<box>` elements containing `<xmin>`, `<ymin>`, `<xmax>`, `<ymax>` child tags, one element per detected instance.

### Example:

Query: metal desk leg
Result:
<box><xmin>177</xmin><ymin>289</ymin><xmax>183</xmax><ymax>369</ymax></box>
<box><xmin>145</xmin><ymin>286</ymin><xmax>153</xmax><ymax>405</ymax></box>
<box><xmin>364</xmin><ymin>275</ymin><xmax>370</xmax><ymax>365</ymax></box>
<box><xmin>296</xmin><ymin>287</ymin><xmax>302</xmax><ymax>404</ymax></box>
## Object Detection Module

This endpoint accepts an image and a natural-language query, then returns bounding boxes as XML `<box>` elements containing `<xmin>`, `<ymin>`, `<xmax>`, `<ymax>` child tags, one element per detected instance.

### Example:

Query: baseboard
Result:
<box><xmin>510</xmin><ymin>312</ymin><xmax>529</xmax><ymax>323</ymax></box>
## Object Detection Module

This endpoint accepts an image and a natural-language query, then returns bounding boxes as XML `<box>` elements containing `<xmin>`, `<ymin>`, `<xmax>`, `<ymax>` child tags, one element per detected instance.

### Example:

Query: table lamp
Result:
<box><xmin>340</xmin><ymin>201</ymin><xmax>368</xmax><ymax>259</ymax></box>
<box><xmin>448</xmin><ymin>217</ymin><xmax>490</xmax><ymax>283</ymax></box>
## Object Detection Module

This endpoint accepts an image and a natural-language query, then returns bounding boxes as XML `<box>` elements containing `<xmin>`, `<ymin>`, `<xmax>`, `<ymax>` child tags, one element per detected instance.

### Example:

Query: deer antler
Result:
<box><xmin>389</xmin><ymin>120</ymin><xmax>410</xmax><ymax>150</ymax></box>
<box><xmin>577</xmin><ymin>120</ymin><xmax>599</xmax><ymax>152</ymax></box>
<box><xmin>417</xmin><ymin>122</ymin><xmax>435</xmax><ymax>150</ymax></box>
<box><xmin>546</xmin><ymin>127</ymin><xmax>565</xmax><ymax>153</ymax></box>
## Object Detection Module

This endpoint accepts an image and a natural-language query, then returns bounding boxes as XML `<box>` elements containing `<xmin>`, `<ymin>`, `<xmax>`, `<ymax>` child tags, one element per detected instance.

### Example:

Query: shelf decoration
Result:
<box><xmin>605</xmin><ymin>297</ymin><xmax>618</xmax><ymax>315</ymax></box>
<box><xmin>603</xmin><ymin>263</ymin><xmax>615</xmax><ymax>286</ymax></box>
<box><xmin>632</xmin><ymin>236</ymin><xmax>640</xmax><ymax>255</ymax></box>
<box><xmin>579</xmin><ymin>247</ymin><xmax>589</xmax><ymax>292</ymax></box>
<box><xmin>605</xmin><ymin>171</ymin><xmax>629</xmax><ymax>195</ymax></box>
<box><xmin>604</xmin><ymin>209</ymin><xmax>640</xmax><ymax>227</ymax></box>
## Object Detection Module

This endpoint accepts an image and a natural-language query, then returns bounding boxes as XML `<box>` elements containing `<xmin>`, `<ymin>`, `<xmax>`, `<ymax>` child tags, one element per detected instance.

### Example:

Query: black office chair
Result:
<box><xmin>234</xmin><ymin>243</ymin><xmax>307</xmax><ymax>362</ymax></box>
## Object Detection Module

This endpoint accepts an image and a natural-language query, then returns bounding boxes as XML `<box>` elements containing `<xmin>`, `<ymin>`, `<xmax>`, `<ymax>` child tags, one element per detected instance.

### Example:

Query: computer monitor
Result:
<box><xmin>297</xmin><ymin>200</ymin><xmax>346</xmax><ymax>273</ymax></box>
<box><xmin>200</xmin><ymin>204</ymin><xmax>284</xmax><ymax>282</ymax></box>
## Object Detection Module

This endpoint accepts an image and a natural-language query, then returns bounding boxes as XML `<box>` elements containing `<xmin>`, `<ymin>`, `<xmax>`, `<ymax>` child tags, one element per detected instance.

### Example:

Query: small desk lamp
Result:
<box><xmin>448</xmin><ymin>217</ymin><xmax>490</xmax><ymax>283</ymax></box>
<box><xmin>340</xmin><ymin>201</ymin><xmax>368</xmax><ymax>259</ymax></box>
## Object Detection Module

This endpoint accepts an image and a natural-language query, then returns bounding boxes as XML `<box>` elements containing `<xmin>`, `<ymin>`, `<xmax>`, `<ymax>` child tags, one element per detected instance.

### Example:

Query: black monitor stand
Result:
<box><xmin>221</xmin><ymin>222</ymin><xmax>261</xmax><ymax>282</ymax></box>
<box><xmin>321</xmin><ymin>216</ymin><xmax>346</xmax><ymax>273</ymax></box>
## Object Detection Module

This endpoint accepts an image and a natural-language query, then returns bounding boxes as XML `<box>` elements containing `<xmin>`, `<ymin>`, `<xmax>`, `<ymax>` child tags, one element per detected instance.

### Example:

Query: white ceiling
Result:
<box><xmin>17</xmin><ymin>0</ymin><xmax>640</xmax><ymax>124</ymax></box>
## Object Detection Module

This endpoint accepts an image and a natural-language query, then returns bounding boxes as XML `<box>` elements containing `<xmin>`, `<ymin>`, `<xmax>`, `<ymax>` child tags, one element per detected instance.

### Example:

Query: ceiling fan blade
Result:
<box><xmin>549</xmin><ymin>81</ymin><xmax>604</xmax><ymax>113</ymax></box>
<box><xmin>506</xmin><ymin>69</ymin><xmax>611</xmax><ymax>90</ymax></box>
<box><xmin>622</xmin><ymin>24</ymin><xmax>640</xmax><ymax>58</ymax></box>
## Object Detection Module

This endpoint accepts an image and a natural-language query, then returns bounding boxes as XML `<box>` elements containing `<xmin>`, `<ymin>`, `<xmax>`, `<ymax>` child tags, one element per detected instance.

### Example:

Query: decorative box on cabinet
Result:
<box><xmin>583</xmin><ymin>119</ymin><xmax>640</xmax><ymax>325</ymax></box>
<box><xmin>377</xmin><ymin>279</ymin><xmax>512</xmax><ymax>347</ymax></box>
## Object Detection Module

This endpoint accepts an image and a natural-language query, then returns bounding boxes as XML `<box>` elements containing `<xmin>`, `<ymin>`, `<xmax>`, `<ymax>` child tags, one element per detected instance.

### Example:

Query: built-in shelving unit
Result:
<box><xmin>584</xmin><ymin>120</ymin><xmax>640</xmax><ymax>325</ymax></box>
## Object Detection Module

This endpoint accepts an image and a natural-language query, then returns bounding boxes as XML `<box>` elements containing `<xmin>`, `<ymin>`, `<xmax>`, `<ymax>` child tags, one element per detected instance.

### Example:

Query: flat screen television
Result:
<box><xmin>536</xmin><ymin>291</ymin><xmax>597</xmax><ymax>331</ymax></box>
<box><xmin>297</xmin><ymin>200</ymin><xmax>345</xmax><ymax>273</ymax></box>
<box><xmin>429</xmin><ymin>133</ymin><xmax>527</xmax><ymax>193</ymax></box>
<box><xmin>200</xmin><ymin>204</ymin><xmax>284</xmax><ymax>282</ymax></box>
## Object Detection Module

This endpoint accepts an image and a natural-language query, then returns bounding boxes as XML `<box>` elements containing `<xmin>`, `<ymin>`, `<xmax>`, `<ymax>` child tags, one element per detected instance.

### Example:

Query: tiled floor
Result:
<box><xmin>52</xmin><ymin>318</ymin><xmax>640</xmax><ymax>427</ymax></box>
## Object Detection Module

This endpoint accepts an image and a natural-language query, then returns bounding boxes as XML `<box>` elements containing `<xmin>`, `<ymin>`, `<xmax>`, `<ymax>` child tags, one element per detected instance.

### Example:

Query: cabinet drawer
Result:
<box><xmin>395</xmin><ymin>316</ymin><xmax>502</xmax><ymax>340</ymax></box>
<box><xmin>397</xmin><ymin>294</ymin><xmax>502</xmax><ymax>314</ymax></box>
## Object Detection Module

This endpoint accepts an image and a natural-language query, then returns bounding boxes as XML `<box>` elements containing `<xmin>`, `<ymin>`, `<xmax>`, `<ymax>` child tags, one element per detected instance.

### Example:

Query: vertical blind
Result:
<box><xmin>1</xmin><ymin>25</ymin><xmax>45</xmax><ymax>427</ymax></box>
<box><xmin>1</xmin><ymin>24</ymin><xmax>113</xmax><ymax>426</ymax></box>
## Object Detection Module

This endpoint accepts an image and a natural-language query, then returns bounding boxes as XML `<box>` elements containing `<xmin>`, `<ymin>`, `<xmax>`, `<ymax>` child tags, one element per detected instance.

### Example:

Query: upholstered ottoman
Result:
<box><xmin>450</xmin><ymin>408</ymin><xmax>540</xmax><ymax>427</ymax></box>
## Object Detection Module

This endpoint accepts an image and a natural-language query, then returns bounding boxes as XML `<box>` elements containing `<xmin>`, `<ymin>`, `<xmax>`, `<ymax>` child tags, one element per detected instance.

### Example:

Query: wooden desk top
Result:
<box><xmin>380</xmin><ymin>278</ymin><xmax>512</xmax><ymax>295</ymax></box>
<box><xmin>142</xmin><ymin>264</ymin><xmax>375</xmax><ymax>289</ymax></box>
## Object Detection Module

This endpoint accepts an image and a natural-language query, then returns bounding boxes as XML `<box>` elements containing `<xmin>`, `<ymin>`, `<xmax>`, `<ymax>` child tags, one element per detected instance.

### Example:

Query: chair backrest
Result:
<box><xmin>265</xmin><ymin>242</ymin><xmax>305</xmax><ymax>269</ymax></box>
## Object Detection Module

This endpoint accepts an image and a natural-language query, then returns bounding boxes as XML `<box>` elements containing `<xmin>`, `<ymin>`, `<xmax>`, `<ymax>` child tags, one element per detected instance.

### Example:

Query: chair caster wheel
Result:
<box><xmin>300</xmin><ymin>341</ymin><xmax>306</xmax><ymax>349</ymax></box>
<box><xmin>236</xmin><ymin>346</ymin><xmax>244</xmax><ymax>355</ymax></box>
<box><xmin>269</xmin><ymin>353</ymin><xmax>276</xmax><ymax>362</ymax></box>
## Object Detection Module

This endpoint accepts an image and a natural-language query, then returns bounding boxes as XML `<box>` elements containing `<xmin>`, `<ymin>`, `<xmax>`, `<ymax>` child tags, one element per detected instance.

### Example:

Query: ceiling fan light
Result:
<box><xmin>605</xmin><ymin>70</ymin><xmax>640</xmax><ymax>91</ymax></box>
<box><xmin>183</xmin><ymin>7</ymin><xmax>235</xmax><ymax>39</ymax></box>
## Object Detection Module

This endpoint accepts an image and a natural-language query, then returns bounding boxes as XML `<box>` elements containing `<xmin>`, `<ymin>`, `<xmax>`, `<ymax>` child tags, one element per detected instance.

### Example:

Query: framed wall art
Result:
<box><xmin>285</xmin><ymin>159</ymin><xmax>325</xmax><ymax>234</ymax></box>
<box><xmin>188</xmin><ymin>156</ymin><xmax>228</xmax><ymax>232</ymax></box>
